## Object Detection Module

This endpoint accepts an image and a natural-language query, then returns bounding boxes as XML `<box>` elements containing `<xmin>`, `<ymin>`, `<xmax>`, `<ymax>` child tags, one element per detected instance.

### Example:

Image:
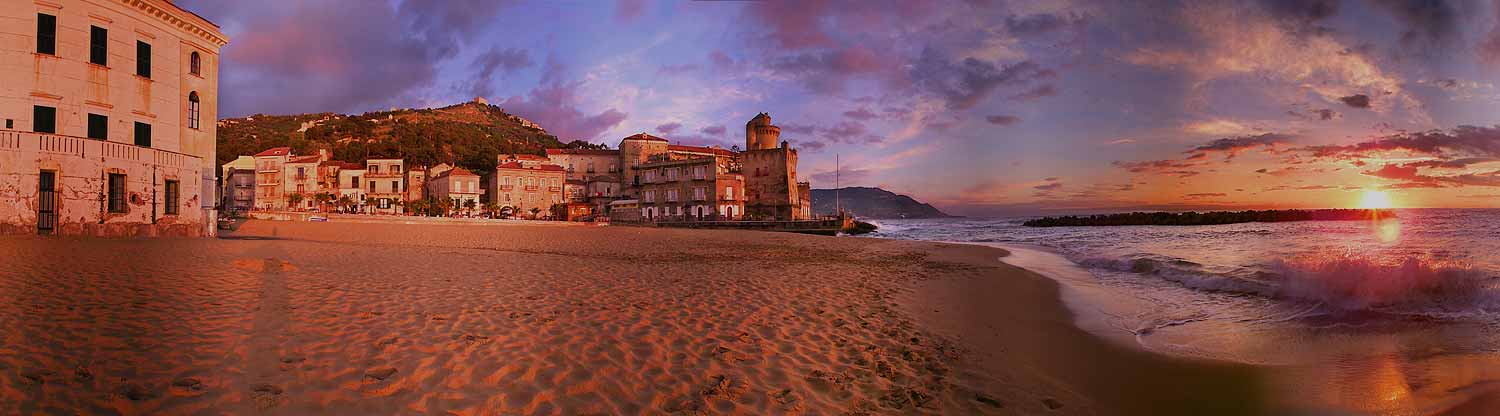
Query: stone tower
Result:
<box><xmin>745</xmin><ymin>113</ymin><xmax>781</xmax><ymax>151</ymax></box>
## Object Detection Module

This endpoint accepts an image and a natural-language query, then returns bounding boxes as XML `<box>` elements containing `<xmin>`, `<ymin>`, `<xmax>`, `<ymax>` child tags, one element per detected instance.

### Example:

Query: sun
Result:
<box><xmin>1358</xmin><ymin>190</ymin><xmax>1394</xmax><ymax>209</ymax></box>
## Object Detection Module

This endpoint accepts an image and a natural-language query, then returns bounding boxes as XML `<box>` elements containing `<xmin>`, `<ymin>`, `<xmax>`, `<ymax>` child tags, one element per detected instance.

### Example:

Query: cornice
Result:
<box><xmin>118</xmin><ymin>0</ymin><xmax>228</xmax><ymax>48</ymax></box>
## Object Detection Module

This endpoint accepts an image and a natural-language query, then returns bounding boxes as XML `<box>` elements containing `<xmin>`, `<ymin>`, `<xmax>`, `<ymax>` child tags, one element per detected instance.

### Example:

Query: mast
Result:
<box><xmin>835</xmin><ymin>153</ymin><xmax>841</xmax><ymax>217</ymax></box>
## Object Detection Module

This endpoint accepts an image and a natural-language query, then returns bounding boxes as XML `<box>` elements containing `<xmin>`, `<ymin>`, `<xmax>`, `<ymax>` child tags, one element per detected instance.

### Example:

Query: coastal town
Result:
<box><xmin>218</xmin><ymin>108</ymin><xmax>814</xmax><ymax>224</ymax></box>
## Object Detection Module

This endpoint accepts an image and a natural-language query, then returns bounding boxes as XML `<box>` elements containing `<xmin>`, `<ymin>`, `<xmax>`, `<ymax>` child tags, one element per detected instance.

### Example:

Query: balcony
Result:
<box><xmin>548</xmin><ymin>186</ymin><xmax>562</xmax><ymax>192</ymax></box>
<box><xmin>2</xmin><ymin>130</ymin><xmax>198</xmax><ymax>169</ymax></box>
<box><xmin>524</xmin><ymin>186</ymin><xmax>539</xmax><ymax>191</ymax></box>
<box><xmin>499</xmin><ymin>185</ymin><xmax>515</xmax><ymax>191</ymax></box>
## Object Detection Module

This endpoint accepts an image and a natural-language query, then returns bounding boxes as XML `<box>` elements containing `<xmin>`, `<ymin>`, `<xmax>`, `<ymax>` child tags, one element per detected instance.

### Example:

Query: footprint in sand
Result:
<box><xmin>251</xmin><ymin>383</ymin><xmax>284</xmax><ymax>408</ymax></box>
<box><xmin>171</xmin><ymin>378</ymin><xmax>204</xmax><ymax>392</ymax></box>
<box><xmin>117</xmin><ymin>382</ymin><xmax>159</xmax><ymax>401</ymax></box>
<box><xmin>364</xmin><ymin>367</ymin><xmax>398</xmax><ymax>382</ymax></box>
<box><xmin>20</xmin><ymin>369</ymin><xmax>55</xmax><ymax>385</ymax></box>
<box><xmin>1042</xmin><ymin>398</ymin><xmax>1065</xmax><ymax>410</ymax></box>
<box><xmin>231</xmin><ymin>258</ymin><xmax>297</xmax><ymax>273</ymax></box>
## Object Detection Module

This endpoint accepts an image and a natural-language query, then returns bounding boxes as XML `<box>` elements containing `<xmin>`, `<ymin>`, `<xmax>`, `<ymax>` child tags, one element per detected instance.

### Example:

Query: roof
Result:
<box><xmin>669</xmin><ymin>144</ymin><xmax>737</xmax><ymax>157</ymax></box>
<box><xmin>505</xmin><ymin>154</ymin><xmax>549</xmax><ymax>160</ymax></box>
<box><xmin>546</xmin><ymin>148</ymin><xmax>619</xmax><ymax>156</ymax></box>
<box><xmin>254</xmin><ymin>147</ymin><xmax>291</xmax><ymax>157</ymax></box>
<box><xmin>287</xmin><ymin>155</ymin><xmax>322</xmax><ymax>164</ymax></box>
<box><xmin>339</xmin><ymin>162</ymin><xmax>365</xmax><ymax>170</ymax></box>
<box><xmin>319</xmin><ymin>160</ymin><xmax>344</xmax><ymax>167</ymax></box>
<box><xmin>435</xmin><ymin>167</ymin><xmax>479</xmax><ymax>179</ymax></box>
<box><xmin>497</xmin><ymin>162</ymin><xmax>567</xmax><ymax>172</ymax></box>
<box><xmin>621</xmin><ymin>133</ymin><xmax>668</xmax><ymax>143</ymax></box>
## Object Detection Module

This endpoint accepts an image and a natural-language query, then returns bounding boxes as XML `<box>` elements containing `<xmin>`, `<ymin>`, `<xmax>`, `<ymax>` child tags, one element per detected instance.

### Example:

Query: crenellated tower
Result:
<box><xmin>745</xmin><ymin>112</ymin><xmax>781</xmax><ymax>150</ymax></box>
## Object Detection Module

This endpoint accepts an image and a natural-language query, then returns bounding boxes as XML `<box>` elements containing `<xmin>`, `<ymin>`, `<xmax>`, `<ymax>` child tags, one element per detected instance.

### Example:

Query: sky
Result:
<box><xmin>178</xmin><ymin>0</ymin><xmax>1500</xmax><ymax>216</ymax></box>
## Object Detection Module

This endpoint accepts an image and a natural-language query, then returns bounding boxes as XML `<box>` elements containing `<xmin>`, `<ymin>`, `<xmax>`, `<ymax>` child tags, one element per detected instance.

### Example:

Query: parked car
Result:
<box><xmin>308</xmin><ymin>216</ymin><xmax>329</xmax><ymax>222</ymax></box>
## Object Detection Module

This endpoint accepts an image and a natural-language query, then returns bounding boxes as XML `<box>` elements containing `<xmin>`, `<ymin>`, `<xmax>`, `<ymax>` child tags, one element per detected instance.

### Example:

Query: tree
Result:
<box><xmin>363</xmin><ymin>197</ymin><xmax>377</xmax><ymax>214</ymax></box>
<box><xmin>287</xmin><ymin>193</ymin><xmax>305</xmax><ymax>210</ymax></box>
<box><xmin>337</xmin><ymin>195</ymin><xmax>353</xmax><ymax>213</ymax></box>
<box><xmin>314</xmin><ymin>192</ymin><xmax>333</xmax><ymax>212</ymax></box>
<box><xmin>529</xmin><ymin>207</ymin><xmax>542</xmax><ymax>219</ymax></box>
<box><xmin>463</xmin><ymin>199</ymin><xmax>477</xmax><ymax>213</ymax></box>
<box><xmin>483</xmin><ymin>202</ymin><xmax>499</xmax><ymax>218</ymax></box>
<box><xmin>434</xmin><ymin>197</ymin><xmax>454</xmax><ymax>217</ymax></box>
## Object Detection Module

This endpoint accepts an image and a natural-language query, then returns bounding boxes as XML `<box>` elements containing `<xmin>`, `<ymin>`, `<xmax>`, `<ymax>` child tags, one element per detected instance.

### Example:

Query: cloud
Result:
<box><xmin>842</xmin><ymin>107</ymin><xmax>879</xmax><ymax>121</ymax></box>
<box><xmin>700</xmin><ymin>125</ymin><xmax>727</xmax><ymax>136</ymax></box>
<box><xmin>499</xmin><ymin>79</ymin><xmax>628</xmax><ymax>141</ymax></box>
<box><xmin>1114</xmin><ymin>159</ymin><xmax>1200</xmax><ymax>173</ymax></box>
<box><xmin>615</xmin><ymin>0</ymin><xmax>647</xmax><ymax>23</ymax></box>
<box><xmin>986</xmin><ymin>115</ymin><xmax>1021</xmax><ymax>125</ymax></box>
<box><xmin>1106</xmin><ymin>138</ymin><xmax>1137</xmax><ymax>145</ymax></box>
<box><xmin>1338</xmin><ymin>94</ymin><xmax>1371</xmax><ymax>108</ymax></box>
<box><xmin>1034</xmin><ymin>182</ymin><xmax>1063</xmax><ymax>191</ymax></box>
<box><xmin>1302</xmin><ymin>126</ymin><xmax>1500</xmax><ymax>159</ymax></box>
<box><xmin>1186</xmin><ymin>133</ymin><xmax>1294</xmax><ymax>159</ymax></box>
<box><xmin>469</xmin><ymin>47</ymin><xmax>533</xmax><ymax>98</ymax></box>
<box><xmin>1367</xmin><ymin>0</ymin><xmax>1458</xmax><ymax>44</ymax></box>
<box><xmin>810</xmin><ymin>168</ymin><xmax>874</xmax><ymax>184</ymax></box>
<box><xmin>1184</xmin><ymin>193</ymin><xmax>1227</xmax><ymax>198</ymax></box>
<box><xmin>767</xmin><ymin>46</ymin><xmax>891</xmax><ymax>94</ymax></box>
<box><xmin>1009</xmin><ymin>84</ymin><xmax>1058</xmax><ymax>101</ymax></box>
<box><xmin>910</xmin><ymin>52</ymin><xmax>1053</xmax><ymax>110</ymax></box>
<box><xmin>656</xmin><ymin>122</ymin><xmax>683</xmax><ymax>134</ymax></box>
<box><xmin>1004</xmin><ymin>12</ymin><xmax>1084</xmax><ymax>37</ymax></box>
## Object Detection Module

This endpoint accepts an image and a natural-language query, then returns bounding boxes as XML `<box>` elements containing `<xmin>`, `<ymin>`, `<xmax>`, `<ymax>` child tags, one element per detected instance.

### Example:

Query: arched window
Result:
<box><xmin>187</xmin><ymin>91</ymin><xmax>200</xmax><ymax>130</ymax></box>
<box><xmin>189</xmin><ymin>51</ymin><xmax>201</xmax><ymax>75</ymax></box>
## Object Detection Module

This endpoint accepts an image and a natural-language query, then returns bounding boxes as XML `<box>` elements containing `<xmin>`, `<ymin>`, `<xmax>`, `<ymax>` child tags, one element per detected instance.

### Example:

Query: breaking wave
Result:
<box><xmin>1077</xmin><ymin>252</ymin><xmax>1500</xmax><ymax>316</ymax></box>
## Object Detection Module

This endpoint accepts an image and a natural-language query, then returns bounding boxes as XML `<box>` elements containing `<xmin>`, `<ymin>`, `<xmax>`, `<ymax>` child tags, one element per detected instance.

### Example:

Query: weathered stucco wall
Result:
<box><xmin>0</xmin><ymin>132</ymin><xmax>202</xmax><ymax>236</ymax></box>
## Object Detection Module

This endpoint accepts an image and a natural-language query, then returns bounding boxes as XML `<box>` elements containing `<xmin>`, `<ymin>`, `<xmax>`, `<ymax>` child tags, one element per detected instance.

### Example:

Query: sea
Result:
<box><xmin>870</xmin><ymin>208</ymin><xmax>1500</xmax><ymax>414</ymax></box>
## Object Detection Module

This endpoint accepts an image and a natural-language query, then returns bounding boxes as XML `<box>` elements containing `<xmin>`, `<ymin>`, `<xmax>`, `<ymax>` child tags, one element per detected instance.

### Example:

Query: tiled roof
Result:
<box><xmin>669</xmin><ymin>144</ymin><xmax>736</xmax><ymax>156</ymax></box>
<box><xmin>546</xmin><ymin>148</ymin><xmax>619</xmax><ymax>156</ymax></box>
<box><xmin>339</xmin><ymin>162</ymin><xmax>365</xmax><ymax>170</ymax></box>
<box><xmin>254</xmin><ymin>147</ymin><xmax>291</xmax><ymax>157</ymax></box>
<box><xmin>287</xmin><ymin>155</ymin><xmax>322</xmax><ymax>163</ymax></box>
<box><xmin>497</xmin><ymin>162</ymin><xmax>566</xmax><ymax>172</ymax></box>
<box><xmin>621</xmin><ymin>133</ymin><xmax>667</xmax><ymax>142</ymax></box>
<box><xmin>503</xmin><ymin>154</ymin><xmax>549</xmax><ymax>160</ymax></box>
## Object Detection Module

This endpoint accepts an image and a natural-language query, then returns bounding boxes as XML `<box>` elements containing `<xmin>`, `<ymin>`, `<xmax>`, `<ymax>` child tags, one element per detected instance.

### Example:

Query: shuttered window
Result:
<box><xmin>136</xmin><ymin>41</ymin><xmax>151</xmax><ymax>78</ymax></box>
<box><xmin>87</xmin><ymin>114</ymin><xmax>108</xmax><ymax>140</ymax></box>
<box><xmin>37</xmin><ymin>14</ymin><xmax>56</xmax><ymax>55</ymax></box>
<box><xmin>108</xmin><ymin>174</ymin><xmax>126</xmax><ymax>213</ymax></box>
<box><xmin>90</xmin><ymin>26</ymin><xmax>107</xmax><ymax>66</ymax></box>
<box><xmin>164</xmin><ymin>180</ymin><xmax>179</xmax><ymax>215</ymax></box>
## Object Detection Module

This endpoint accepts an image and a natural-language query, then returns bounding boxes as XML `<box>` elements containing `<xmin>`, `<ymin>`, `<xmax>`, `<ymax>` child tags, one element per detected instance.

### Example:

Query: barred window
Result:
<box><xmin>188</xmin><ymin>92</ymin><xmax>200</xmax><ymax>129</ymax></box>
<box><xmin>108</xmin><ymin>174</ymin><xmax>126</xmax><ymax>213</ymax></box>
<box><xmin>164</xmin><ymin>180</ymin><xmax>179</xmax><ymax>215</ymax></box>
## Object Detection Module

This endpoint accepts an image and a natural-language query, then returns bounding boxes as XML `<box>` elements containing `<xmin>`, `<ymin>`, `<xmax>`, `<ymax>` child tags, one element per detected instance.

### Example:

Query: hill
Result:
<box><xmin>215</xmin><ymin>100</ymin><xmax>604</xmax><ymax>173</ymax></box>
<box><xmin>810</xmin><ymin>187</ymin><xmax>951</xmax><ymax>219</ymax></box>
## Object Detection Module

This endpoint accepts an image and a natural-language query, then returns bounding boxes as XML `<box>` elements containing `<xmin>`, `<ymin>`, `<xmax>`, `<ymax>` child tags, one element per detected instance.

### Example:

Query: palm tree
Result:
<box><xmin>314</xmin><ymin>192</ymin><xmax>333</xmax><ymax>212</ymax></box>
<box><xmin>483</xmin><ymin>202</ymin><xmax>499</xmax><ymax>218</ymax></box>
<box><xmin>287</xmin><ymin>193</ymin><xmax>305</xmax><ymax>211</ymax></box>
<box><xmin>363</xmin><ymin>196</ymin><xmax>377</xmax><ymax>214</ymax></box>
<box><xmin>529</xmin><ymin>207</ymin><xmax>542</xmax><ymax>219</ymax></box>
<box><xmin>463</xmin><ymin>199</ymin><xmax>478</xmax><ymax>215</ymax></box>
<box><xmin>337</xmin><ymin>195</ymin><xmax>353</xmax><ymax>213</ymax></box>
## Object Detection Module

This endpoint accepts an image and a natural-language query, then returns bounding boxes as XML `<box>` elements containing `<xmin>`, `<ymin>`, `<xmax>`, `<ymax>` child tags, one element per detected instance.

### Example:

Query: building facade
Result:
<box><xmin>252</xmin><ymin>147</ymin><xmax>289</xmax><ymax>210</ymax></box>
<box><xmin>365</xmin><ymin>158</ymin><xmax>404</xmax><ymax>214</ymax></box>
<box><xmin>545</xmin><ymin>148</ymin><xmax>619</xmax><ymax>181</ymax></box>
<box><xmin>283</xmin><ymin>155</ymin><xmax>319</xmax><ymax>210</ymax></box>
<box><xmin>491</xmin><ymin>161</ymin><xmax>565</xmax><ymax>218</ymax></box>
<box><xmin>221</xmin><ymin>166</ymin><xmax>254</xmax><ymax>215</ymax></box>
<box><xmin>636</xmin><ymin>156</ymin><xmax>745</xmax><ymax>221</ymax></box>
<box><xmin>426</xmin><ymin>167</ymin><xmax>483</xmax><ymax>216</ymax></box>
<box><xmin>0</xmin><ymin>0</ymin><xmax>226</xmax><ymax>235</ymax></box>
<box><xmin>335</xmin><ymin>163</ymin><xmax>365</xmax><ymax>213</ymax></box>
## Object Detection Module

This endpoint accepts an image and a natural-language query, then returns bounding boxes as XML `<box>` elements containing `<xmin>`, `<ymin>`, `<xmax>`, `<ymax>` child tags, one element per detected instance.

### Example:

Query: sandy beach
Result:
<box><xmin>2</xmin><ymin>220</ymin><xmax>1269</xmax><ymax>415</ymax></box>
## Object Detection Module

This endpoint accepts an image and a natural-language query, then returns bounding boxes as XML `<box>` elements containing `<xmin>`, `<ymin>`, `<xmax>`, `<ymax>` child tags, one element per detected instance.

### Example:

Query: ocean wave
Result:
<box><xmin>1077</xmin><ymin>252</ymin><xmax>1500</xmax><ymax>316</ymax></box>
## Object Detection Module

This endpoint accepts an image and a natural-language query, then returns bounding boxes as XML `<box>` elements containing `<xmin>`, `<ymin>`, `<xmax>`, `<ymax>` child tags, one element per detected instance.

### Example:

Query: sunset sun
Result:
<box><xmin>1358</xmin><ymin>190</ymin><xmax>1394</xmax><ymax>209</ymax></box>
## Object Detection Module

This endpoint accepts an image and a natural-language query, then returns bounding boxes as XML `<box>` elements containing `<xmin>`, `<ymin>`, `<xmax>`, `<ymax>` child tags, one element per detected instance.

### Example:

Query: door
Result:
<box><xmin>37</xmin><ymin>171</ymin><xmax>57</xmax><ymax>234</ymax></box>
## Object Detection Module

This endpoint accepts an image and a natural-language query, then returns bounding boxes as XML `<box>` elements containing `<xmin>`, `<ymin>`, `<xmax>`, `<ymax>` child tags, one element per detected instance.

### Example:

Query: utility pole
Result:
<box><xmin>835</xmin><ymin>153</ymin><xmax>841</xmax><ymax>217</ymax></box>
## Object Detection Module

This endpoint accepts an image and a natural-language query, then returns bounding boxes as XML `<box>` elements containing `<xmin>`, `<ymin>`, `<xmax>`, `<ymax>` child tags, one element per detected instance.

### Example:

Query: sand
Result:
<box><xmin>2</xmin><ymin>219</ymin><xmax>1272</xmax><ymax>414</ymax></box>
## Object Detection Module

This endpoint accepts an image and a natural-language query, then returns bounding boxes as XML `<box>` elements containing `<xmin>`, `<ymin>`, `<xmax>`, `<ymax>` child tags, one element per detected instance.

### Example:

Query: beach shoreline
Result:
<box><xmin>4</xmin><ymin>220</ymin><xmax>1268</xmax><ymax>414</ymax></box>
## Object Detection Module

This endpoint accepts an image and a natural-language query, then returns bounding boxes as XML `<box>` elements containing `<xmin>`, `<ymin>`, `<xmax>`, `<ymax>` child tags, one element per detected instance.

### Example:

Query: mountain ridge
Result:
<box><xmin>810</xmin><ymin>187</ymin><xmax>951</xmax><ymax>219</ymax></box>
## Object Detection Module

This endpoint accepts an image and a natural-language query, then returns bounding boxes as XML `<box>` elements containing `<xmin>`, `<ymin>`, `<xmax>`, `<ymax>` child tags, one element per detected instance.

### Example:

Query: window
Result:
<box><xmin>87</xmin><ymin>114</ymin><xmax>108</xmax><ymax>140</ymax></box>
<box><xmin>392</xmin><ymin>165</ymin><xmax>401</xmax><ymax>174</ymax></box>
<box><xmin>134</xmin><ymin>122</ymin><xmax>151</xmax><ymax>147</ymax></box>
<box><xmin>350</xmin><ymin>176</ymin><xmax>359</xmax><ymax>188</ymax></box>
<box><xmin>369</xmin><ymin>165</ymin><xmax>379</xmax><ymax>174</ymax></box>
<box><xmin>393</xmin><ymin>181</ymin><xmax>400</xmax><ymax>192</ymax></box>
<box><xmin>189</xmin><ymin>51</ymin><xmax>201</xmax><ymax>75</ymax></box>
<box><xmin>37</xmin><ymin>14</ymin><xmax>56</xmax><ymax>55</ymax></box>
<box><xmin>725</xmin><ymin>186</ymin><xmax>734</xmax><ymax>200</ymax></box>
<box><xmin>187</xmin><ymin>92</ymin><xmax>200</xmax><ymax>129</ymax></box>
<box><xmin>90</xmin><ymin>26</ymin><xmax>107</xmax><ymax>66</ymax></box>
<box><xmin>136</xmin><ymin>41</ymin><xmax>151</xmax><ymax>78</ymax></box>
<box><xmin>164</xmin><ymin>180</ymin><xmax>179</xmax><ymax>215</ymax></box>
<box><xmin>369</xmin><ymin>182</ymin><xmax>375</xmax><ymax>192</ymax></box>
<box><xmin>108</xmin><ymin>173</ymin><xmax>126</xmax><ymax>213</ymax></box>
<box><xmin>33</xmin><ymin>106</ymin><xmax>56</xmax><ymax>133</ymax></box>
<box><xmin>644</xmin><ymin>191</ymin><xmax>655</xmax><ymax>203</ymax></box>
<box><xmin>296</xmin><ymin>167</ymin><xmax>305</xmax><ymax>179</ymax></box>
<box><xmin>694</xmin><ymin>187</ymin><xmax>705</xmax><ymax>200</ymax></box>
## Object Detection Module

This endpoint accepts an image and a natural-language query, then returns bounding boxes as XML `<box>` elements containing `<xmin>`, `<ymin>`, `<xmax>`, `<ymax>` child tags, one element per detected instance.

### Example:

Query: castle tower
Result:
<box><xmin>745</xmin><ymin>113</ymin><xmax>780</xmax><ymax>150</ymax></box>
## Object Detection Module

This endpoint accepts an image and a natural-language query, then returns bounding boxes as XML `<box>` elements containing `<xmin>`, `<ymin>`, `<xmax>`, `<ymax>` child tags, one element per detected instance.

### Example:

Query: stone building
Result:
<box><xmin>740</xmin><ymin>113</ymin><xmax>811</xmax><ymax>220</ymax></box>
<box><xmin>617</xmin><ymin>133</ymin><xmax>669</xmax><ymax>195</ymax></box>
<box><xmin>365</xmin><ymin>158</ymin><xmax>404</xmax><ymax>214</ymax></box>
<box><xmin>491</xmin><ymin>161</ymin><xmax>565</xmax><ymax>218</ymax></box>
<box><xmin>0</xmin><ymin>0</ymin><xmax>226</xmax><ymax>235</ymax></box>
<box><xmin>427</xmin><ymin>167</ymin><xmax>483</xmax><ymax>216</ymax></box>
<box><xmin>635</xmin><ymin>155</ymin><xmax>744</xmax><ymax>221</ymax></box>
